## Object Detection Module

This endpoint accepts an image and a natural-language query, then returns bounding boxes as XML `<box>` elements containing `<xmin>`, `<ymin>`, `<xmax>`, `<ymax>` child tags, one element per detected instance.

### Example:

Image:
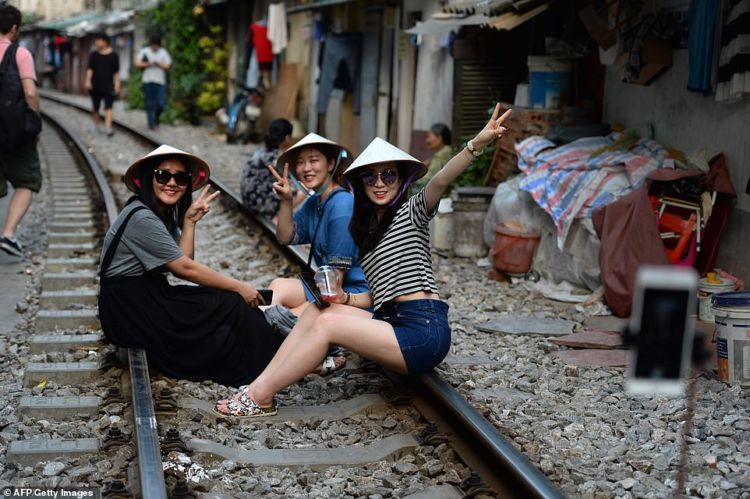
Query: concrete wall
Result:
<box><xmin>603</xmin><ymin>49</ymin><xmax>750</xmax><ymax>282</ymax></box>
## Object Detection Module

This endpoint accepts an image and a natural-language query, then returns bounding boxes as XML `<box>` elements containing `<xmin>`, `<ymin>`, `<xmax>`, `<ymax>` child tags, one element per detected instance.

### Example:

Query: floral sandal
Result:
<box><xmin>213</xmin><ymin>389</ymin><xmax>277</xmax><ymax>418</ymax></box>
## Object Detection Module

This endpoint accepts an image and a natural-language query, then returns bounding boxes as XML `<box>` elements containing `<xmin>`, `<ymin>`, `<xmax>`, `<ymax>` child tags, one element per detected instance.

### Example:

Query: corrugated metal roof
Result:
<box><xmin>30</xmin><ymin>10</ymin><xmax>135</xmax><ymax>37</ymax></box>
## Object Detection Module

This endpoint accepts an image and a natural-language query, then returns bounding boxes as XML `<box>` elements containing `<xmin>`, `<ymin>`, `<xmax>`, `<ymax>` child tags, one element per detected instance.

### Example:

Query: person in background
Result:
<box><xmin>213</xmin><ymin>105</ymin><xmax>511</xmax><ymax>417</ymax></box>
<box><xmin>134</xmin><ymin>34</ymin><xmax>172</xmax><ymax>130</ymax></box>
<box><xmin>85</xmin><ymin>33</ymin><xmax>120</xmax><ymax>137</ymax></box>
<box><xmin>240</xmin><ymin>118</ymin><xmax>303</xmax><ymax>224</ymax></box>
<box><xmin>0</xmin><ymin>4</ymin><xmax>41</xmax><ymax>258</ymax></box>
<box><xmin>415</xmin><ymin>123</ymin><xmax>453</xmax><ymax>190</ymax></box>
<box><xmin>98</xmin><ymin>145</ymin><xmax>283</xmax><ymax>386</ymax></box>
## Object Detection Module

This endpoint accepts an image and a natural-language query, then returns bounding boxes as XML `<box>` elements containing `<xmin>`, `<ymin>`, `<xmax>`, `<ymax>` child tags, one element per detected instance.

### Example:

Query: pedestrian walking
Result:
<box><xmin>85</xmin><ymin>33</ymin><xmax>120</xmax><ymax>137</ymax></box>
<box><xmin>0</xmin><ymin>4</ymin><xmax>42</xmax><ymax>258</ymax></box>
<box><xmin>134</xmin><ymin>34</ymin><xmax>171</xmax><ymax>130</ymax></box>
<box><xmin>213</xmin><ymin>105</ymin><xmax>512</xmax><ymax>417</ymax></box>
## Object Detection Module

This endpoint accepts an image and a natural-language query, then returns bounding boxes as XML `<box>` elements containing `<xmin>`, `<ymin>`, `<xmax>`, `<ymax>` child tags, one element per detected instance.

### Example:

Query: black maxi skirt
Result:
<box><xmin>98</xmin><ymin>272</ymin><xmax>284</xmax><ymax>387</ymax></box>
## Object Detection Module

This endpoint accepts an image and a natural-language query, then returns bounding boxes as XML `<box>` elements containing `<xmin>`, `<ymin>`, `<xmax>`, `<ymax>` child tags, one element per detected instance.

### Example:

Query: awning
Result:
<box><xmin>286</xmin><ymin>0</ymin><xmax>356</xmax><ymax>15</ymax></box>
<box><xmin>405</xmin><ymin>14</ymin><xmax>490</xmax><ymax>35</ymax></box>
<box><xmin>486</xmin><ymin>2</ymin><xmax>549</xmax><ymax>30</ymax></box>
<box><xmin>30</xmin><ymin>10</ymin><xmax>135</xmax><ymax>37</ymax></box>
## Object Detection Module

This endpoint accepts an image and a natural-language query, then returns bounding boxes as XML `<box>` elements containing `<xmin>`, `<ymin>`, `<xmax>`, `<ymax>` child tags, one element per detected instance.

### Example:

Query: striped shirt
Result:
<box><xmin>361</xmin><ymin>189</ymin><xmax>439</xmax><ymax>310</ymax></box>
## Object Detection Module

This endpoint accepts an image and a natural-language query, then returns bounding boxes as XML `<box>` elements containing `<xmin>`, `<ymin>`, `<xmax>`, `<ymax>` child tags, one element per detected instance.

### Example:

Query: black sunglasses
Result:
<box><xmin>360</xmin><ymin>169</ymin><xmax>398</xmax><ymax>187</ymax></box>
<box><xmin>153</xmin><ymin>169</ymin><xmax>191</xmax><ymax>187</ymax></box>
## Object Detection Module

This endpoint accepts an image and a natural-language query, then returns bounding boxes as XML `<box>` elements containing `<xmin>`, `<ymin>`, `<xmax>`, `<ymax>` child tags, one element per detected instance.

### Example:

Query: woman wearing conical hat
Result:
<box><xmin>262</xmin><ymin>133</ymin><xmax>371</xmax><ymax>375</ymax></box>
<box><xmin>214</xmin><ymin>105</ymin><xmax>511</xmax><ymax>417</ymax></box>
<box><xmin>98</xmin><ymin>145</ymin><xmax>284</xmax><ymax>387</ymax></box>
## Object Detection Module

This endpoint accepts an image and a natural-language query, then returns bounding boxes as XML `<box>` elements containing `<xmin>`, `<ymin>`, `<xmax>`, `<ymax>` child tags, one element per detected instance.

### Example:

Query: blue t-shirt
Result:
<box><xmin>291</xmin><ymin>188</ymin><xmax>368</xmax><ymax>297</ymax></box>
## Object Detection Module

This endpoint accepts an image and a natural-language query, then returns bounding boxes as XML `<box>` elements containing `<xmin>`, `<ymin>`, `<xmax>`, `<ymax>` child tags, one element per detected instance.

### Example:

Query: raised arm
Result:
<box><xmin>424</xmin><ymin>104</ymin><xmax>511</xmax><ymax>212</ymax></box>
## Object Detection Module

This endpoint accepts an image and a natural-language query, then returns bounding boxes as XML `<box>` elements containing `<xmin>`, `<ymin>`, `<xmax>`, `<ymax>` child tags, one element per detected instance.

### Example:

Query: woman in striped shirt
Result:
<box><xmin>214</xmin><ymin>105</ymin><xmax>511</xmax><ymax>417</ymax></box>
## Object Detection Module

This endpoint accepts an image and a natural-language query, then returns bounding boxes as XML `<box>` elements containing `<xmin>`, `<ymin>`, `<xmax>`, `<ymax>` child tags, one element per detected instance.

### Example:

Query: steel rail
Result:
<box><xmin>40</xmin><ymin>92</ymin><xmax>564</xmax><ymax>497</ymax></box>
<box><xmin>40</xmin><ymin>111</ymin><xmax>168</xmax><ymax>499</ymax></box>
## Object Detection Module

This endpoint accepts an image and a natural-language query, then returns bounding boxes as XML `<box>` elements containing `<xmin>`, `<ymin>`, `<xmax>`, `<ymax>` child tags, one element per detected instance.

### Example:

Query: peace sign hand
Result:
<box><xmin>267</xmin><ymin>163</ymin><xmax>294</xmax><ymax>202</ymax></box>
<box><xmin>185</xmin><ymin>185</ymin><xmax>221</xmax><ymax>224</ymax></box>
<box><xmin>473</xmin><ymin>103</ymin><xmax>512</xmax><ymax>150</ymax></box>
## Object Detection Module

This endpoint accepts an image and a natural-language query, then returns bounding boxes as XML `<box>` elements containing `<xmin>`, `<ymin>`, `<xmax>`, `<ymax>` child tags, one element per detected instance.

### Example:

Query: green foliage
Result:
<box><xmin>128</xmin><ymin>0</ymin><xmax>227</xmax><ymax>124</ymax></box>
<box><xmin>451</xmin><ymin>143</ymin><xmax>496</xmax><ymax>190</ymax></box>
<box><xmin>127</xmin><ymin>70</ymin><xmax>144</xmax><ymax>109</ymax></box>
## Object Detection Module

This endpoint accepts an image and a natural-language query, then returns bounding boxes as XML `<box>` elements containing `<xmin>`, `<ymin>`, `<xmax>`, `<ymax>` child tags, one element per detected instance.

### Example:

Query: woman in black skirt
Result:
<box><xmin>97</xmin><ymin>145</ymin><xmax>284</xmax><ymax>387</ymax></box>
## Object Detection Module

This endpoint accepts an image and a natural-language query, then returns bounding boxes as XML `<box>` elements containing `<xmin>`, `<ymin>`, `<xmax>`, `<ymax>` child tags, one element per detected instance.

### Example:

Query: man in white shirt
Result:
<box><xmin>134</xmin><ymin>34</ymin><xmax>172</xmax><ymax>130</ymax></box>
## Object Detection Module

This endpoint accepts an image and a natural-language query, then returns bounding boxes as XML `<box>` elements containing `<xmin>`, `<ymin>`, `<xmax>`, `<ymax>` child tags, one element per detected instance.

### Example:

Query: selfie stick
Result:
<box><xmin>623</xmin><ymin>327</ymin><xmax>710</xmax><ymax>498</ymax></box>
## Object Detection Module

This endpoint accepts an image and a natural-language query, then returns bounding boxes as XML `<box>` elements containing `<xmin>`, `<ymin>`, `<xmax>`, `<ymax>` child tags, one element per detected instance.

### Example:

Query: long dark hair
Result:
<box><xmin>348</xmin><ymin>164</ymin><xmax>409</xmax><ymax>258</ymax></box>
<box><xmin>132</xmin><ymin>157</ymin><xmax>192</xmax><ymax>233</ymax></box>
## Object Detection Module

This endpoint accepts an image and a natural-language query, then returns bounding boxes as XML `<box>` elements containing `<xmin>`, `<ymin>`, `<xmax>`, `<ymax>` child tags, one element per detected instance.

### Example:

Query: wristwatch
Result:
<box><xmin>466</xmin><ymin>139</ymin><xmax>482</xmax><ymax>157</ymax></box>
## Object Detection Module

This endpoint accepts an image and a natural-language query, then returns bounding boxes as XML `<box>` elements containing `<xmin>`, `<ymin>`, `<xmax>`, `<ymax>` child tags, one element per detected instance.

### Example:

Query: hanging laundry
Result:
<box><xmin>268</xmin><ymin>3</ymin><xmax>288</xmax><ymax>55</ymax></box>
<box><xmin>249</xmin><ymin>22</ymin><xmax>273</xmax><ymax>64</ymax></box>
<box><xmin>687</xmin><ymin>0</ymin><xmax>719</xmax><ymax>95</ymax></box>
<box><xmin>316</xmin><ymin>33</ymin><xmax>363</xmax><ymax>115</ymax></box>
<box><xmin>716</xmin><ymin>0</ymin><xmax>750</xmax><ymax>102</ymax></box>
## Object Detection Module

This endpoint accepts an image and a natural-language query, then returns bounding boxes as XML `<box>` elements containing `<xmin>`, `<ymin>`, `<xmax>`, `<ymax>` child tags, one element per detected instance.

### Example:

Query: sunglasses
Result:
<box><xmin>360</xmin><ymin>169</ymin><xmax>398</xmax><ymax>187</ymax></box>
<box><xmin>153</xmin><ymin>169</ymin><xmax>191</xmax><ymax>187</ymax></box>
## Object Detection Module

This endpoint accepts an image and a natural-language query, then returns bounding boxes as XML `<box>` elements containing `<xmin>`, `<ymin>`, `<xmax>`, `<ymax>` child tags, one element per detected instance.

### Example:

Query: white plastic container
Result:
<box><xmin>430</xmin><ymin>197</ymin><xmax>454</xmax><ymax>252</ymax></box>
<box><xmin>712</xmin><ymin>291</ymin><xmax>750</xmax><ymax>386</ymax></box>
<box><xmin>698</xmin><ymin>275</ymin><xmax>735</xmax><ymax>322</ymax></box>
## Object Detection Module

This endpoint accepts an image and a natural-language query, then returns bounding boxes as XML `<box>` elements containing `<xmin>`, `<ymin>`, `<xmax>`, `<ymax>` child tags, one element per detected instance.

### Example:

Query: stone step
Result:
<box><xmin>18</xmin><ymin>396</ymin><xmax>102</xmax><ymax>416</ymax></box>
<box><xmin>6</xmin><ymin>438</ymin><xmax>99</xmax><ymax>465</ymax></box>
<box><xmin>45</xmin><ymin>257</ymin><xmax>97</xmax><ymax>272</ymax></box>
<box><xmin>52</xmin><ymin>213</ymin><xmax>94</xmax><ymax>221</ymax></box>
<box><xmin>52</xmin><ymin>189</ymin><xmax>88</xmax><ymax>195</ymax></box>
<box><xmin>47</xmin><ymin>242</ymin><xmax>97</xmax><ymax>259</ymax></box>
<box><xmin>39</xmin><ymin>289</ymin><xmax>98</xmax><ymax>309</ymax></box>
<box><xmin>35</xmin><ymin>309</ymin><xmax>99</xmax><ymax>330</ymax></box>
<box><xmin>49</xmin><ymin>220</ymin><xmax>94</xmax><ymax>228</ymax></box>
<box><xmin>24</xmin><ymin>362</ymin><xmax>100</xmax><ymax>386</ymax></box>
<box><xmin>30</xmin><ymin>333</ymin><xmax>103</xmax><ymax>353</ymax></box>
<box><xmin>42</xmin><ymin>272</ymin><xmax>97</xmax><ymax>292</ymax></box>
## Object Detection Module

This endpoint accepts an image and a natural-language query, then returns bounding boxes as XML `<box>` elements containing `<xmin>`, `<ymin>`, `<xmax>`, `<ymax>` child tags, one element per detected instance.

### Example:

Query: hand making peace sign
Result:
<box><xmin>267</xmin><ymin>163</ymin><xmax>294</xmax><ymax>202</ymax></box>
<box><xmin>185</xmin><ymin>185</ymin><xmax>221</xmax><ymax>224</ymax></box>
<box><xmin>472</xmin><ymin>103</ymin><xmax>513</xmax><ymax>150</ymax></box>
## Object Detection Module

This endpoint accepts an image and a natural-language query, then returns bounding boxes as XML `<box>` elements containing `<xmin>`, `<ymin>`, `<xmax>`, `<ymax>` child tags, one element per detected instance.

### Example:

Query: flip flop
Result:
<box><xmin>317</xmin><ymin>354</ymin><xmax>346</xmax><ymax>377</ymax></box>
<box><xmin>213</xmin><ymin>390</ymin><xmax>277</xmax><ymax>418</ymax></box>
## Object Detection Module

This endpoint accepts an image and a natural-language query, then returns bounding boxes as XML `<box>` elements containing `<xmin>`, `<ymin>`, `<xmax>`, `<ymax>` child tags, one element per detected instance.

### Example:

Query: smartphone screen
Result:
<box><xmin>633</xmin><ymin>288</ymin><xmax>690</xmax><ymax>380</ymax></box>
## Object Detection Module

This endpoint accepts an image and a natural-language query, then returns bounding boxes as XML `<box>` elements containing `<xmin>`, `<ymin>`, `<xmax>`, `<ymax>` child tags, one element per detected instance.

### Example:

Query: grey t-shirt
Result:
<box><xmin>99</xmin><ymin>200</ymin><xmax>183</xmax><ymax>277</ymax></box>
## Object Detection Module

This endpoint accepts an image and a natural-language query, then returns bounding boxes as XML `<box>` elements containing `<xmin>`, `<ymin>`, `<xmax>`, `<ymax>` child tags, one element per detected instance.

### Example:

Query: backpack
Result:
<box><xmin>0</xmin><ymin>44</ymin><xmax>42</xmax><ymax>150</ymax></box>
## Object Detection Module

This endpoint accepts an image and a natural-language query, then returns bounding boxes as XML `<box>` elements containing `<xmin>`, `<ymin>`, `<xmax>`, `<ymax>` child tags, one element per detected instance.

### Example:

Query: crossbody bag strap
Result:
<box><xmin>307</xmin><ymin>188</ymin><xmax>346</xmax><ymax>268</ymax></box>
<box><xmin>99</xmin><ymin>206</ymin><xmax>147</xmax><ymax>277</ymax></box>
<box><xmin>0</xmin><ymin>44</ymin><xmax>17</xmax><ymax>75</ymax></box>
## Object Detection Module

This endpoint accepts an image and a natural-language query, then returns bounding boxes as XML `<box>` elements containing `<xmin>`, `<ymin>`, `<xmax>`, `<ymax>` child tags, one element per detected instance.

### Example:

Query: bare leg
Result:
<box><xmin>269</xmin><ymin>277</ymin><xmax>307</xmax><ymax>310</ymax></box>
<box><xmin>249</xmin><ymin>308</ymin><xmax>406</xmax><ymax>407</ymax></box>
<box><xmin>92</xmin><ymin>111</ymin><xmax>100</xmax><ymax>127</ymax></box>
<box><xmin>104</xmin><ymin>108</ymin><xmax>113</xmax><ymax>130</ymax></box>
<box><xmin>2</xmin><ymin>188</ymin><xmax>33</xmax><ymax>239</ymax></box>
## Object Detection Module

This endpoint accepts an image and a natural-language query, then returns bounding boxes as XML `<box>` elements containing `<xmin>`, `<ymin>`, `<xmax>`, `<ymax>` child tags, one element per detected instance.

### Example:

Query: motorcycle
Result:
<box><xmin>224</xmin><ymin>81</ymin><xmax>263</xmax><ymax>144</ymax></box>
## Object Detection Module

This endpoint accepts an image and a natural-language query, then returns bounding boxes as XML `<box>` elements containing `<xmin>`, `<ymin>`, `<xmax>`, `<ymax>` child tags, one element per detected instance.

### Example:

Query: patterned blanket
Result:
<box><xmin>516</xmin><ymin>132</ymin><xmax>674</xmax><ymax>248</ymax></box>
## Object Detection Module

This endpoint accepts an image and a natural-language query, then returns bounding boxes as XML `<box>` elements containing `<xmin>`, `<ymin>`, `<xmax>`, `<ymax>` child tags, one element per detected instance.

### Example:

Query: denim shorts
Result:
<box><xmin>373</xmin><ymin>299</ymin><xmax>451</xmax><ymax>374</ymax></box>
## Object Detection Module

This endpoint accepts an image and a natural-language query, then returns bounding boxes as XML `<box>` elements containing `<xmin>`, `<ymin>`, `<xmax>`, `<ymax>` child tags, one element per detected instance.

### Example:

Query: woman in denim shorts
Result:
<box><xmin>215</xmin><ymin>105</ymin><xmax>511</xmax><ymax>417</ymax></box>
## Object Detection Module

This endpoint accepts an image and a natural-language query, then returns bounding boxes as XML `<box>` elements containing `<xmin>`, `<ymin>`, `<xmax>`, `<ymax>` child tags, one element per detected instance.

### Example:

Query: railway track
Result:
<box><xmin>4</xmin><ymin>92</ymin><xmax>565</xmax><ymax>497</ymax></box>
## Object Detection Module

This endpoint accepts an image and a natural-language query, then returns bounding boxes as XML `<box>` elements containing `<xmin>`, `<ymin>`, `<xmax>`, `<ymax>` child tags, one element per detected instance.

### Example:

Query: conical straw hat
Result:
<box><xmin>343</xmin><ymin>137</ymin><xmax>427</xmax><ymax>180</ymax></box>
<box><xmin>277</xmin><ymin>133</ymin><xmax>352</xmax><ymax>170</ymax></box>
<box><xmin>124</xmin><ymin>144</ymin><xmax>210</xmax><ymax>193</ymax></box>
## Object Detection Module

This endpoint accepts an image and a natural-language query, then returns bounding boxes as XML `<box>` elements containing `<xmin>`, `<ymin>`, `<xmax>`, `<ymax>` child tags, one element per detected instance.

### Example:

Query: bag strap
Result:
<box><xmin>307</xmin><ymin>188</ymin><xmax>346</xmax><ymax>268</ymax></box>
<box><xmin>0</xmin><ymin>44</ymin><xmax>18</xmax><ymax>79</ymax></box>
<box><xmin>99</xmin><ymin>206</ymin><xmax>147</xmax><ymax>277</ymax></box>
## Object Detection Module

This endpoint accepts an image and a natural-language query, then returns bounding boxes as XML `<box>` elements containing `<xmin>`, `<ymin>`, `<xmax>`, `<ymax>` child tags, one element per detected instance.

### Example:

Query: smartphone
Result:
<box><xmin>299</xmin><ymin>272</ymin><xmax>330</xmax><ymax>309</ymax></box>
<box><xmin>627</xmin><ymin>266</ymin><xmax>698</xmax><ymax>397</ymax></box>
<box><xmin>258</xmin><ymin>289</ymin><xmax>273</xmax><ymax>305</ymax></box>
<box><xmin>141</xmin><ymin>54</ymin><xmax>149</xmax><ymax>63</ymax></box>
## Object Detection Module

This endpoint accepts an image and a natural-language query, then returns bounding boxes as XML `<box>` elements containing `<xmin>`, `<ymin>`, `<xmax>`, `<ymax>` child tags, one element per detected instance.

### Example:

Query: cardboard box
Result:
<box><xmin>617</xmin><ymin>34</ymin><xmax>673</xmax><ymax>86</ymax></box>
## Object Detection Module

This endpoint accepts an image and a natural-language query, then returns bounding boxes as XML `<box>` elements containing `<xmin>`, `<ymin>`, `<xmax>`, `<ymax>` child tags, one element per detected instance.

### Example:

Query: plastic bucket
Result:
<box><xmin>712</xmin><ymin>291</ymin><xmax>750</xmax><ymax>386</ymax></box>
<box><xmin>528</xmin><ymin>56</ymin><xmax>572</xmax><ymax>110</ymax></box>
<box><xmin>490</xmin><ymin>222</ymin><xmax>540</xmax><ymax>274</ymax></box>
<box><xmin>698</xmin><ymin>275</ymin><xmax>735</xmax><ymax>322</ymax></box>
<box><xmin>452</xmin><ymin>187</ymin><xmax>495</xmax><ymax>258</ymax></box>
<box><xmin>430</xmin><ymin>197</ymin><xmax>454</xmax><ymax>252</ymax></box>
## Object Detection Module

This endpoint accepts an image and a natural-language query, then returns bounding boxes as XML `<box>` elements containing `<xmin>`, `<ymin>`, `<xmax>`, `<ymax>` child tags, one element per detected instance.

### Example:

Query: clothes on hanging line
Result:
<box><xmin>316</xmin><ymin>33</ymin><xmax>363</xmax><ymax>115</ymax></box>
